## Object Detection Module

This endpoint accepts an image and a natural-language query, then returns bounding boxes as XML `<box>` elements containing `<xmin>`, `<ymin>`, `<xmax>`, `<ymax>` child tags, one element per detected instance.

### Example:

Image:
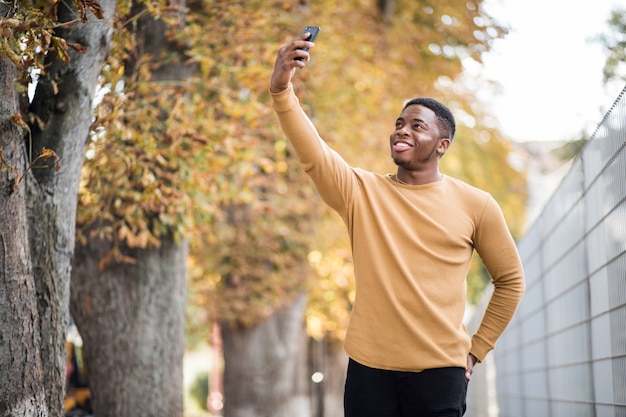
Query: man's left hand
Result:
<box><xmin>465</xmin><ymin>353</ymin><xmax>478</xmax><ymax>380</ymax></box>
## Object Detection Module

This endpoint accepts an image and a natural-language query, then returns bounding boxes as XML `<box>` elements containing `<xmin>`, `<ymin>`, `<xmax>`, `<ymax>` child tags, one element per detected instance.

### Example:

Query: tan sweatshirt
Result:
<box><xmin>272</xmin><ymin>84</ymin><xmax>525</xmax><ymax>371</ymax></box>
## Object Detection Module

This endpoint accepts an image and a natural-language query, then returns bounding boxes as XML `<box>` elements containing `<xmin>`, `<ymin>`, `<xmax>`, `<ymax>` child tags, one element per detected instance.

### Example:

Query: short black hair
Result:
<box><xmin>403</xmin><ymin>98</ymin><xmax>456</xmax><ymax>141</ymax></box>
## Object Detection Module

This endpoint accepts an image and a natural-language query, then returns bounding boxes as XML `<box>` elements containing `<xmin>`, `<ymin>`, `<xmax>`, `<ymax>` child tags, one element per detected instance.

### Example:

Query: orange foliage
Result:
<box><xmin>71</xmin><ymin>0</ymin><xmax>524</xmax><ymax>341</ymax></box>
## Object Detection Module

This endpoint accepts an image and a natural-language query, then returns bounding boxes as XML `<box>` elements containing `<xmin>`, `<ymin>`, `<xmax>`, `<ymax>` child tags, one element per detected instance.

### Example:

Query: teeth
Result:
<box><xmin>396</xmin><ymin>142</ymin><xmax>410</xmax><ymax>148</ymax></box>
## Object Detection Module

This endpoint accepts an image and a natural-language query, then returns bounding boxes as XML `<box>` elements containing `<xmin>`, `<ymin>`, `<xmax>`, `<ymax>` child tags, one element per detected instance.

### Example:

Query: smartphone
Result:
<box><xmin>295</xmin><ymin>26</ymin><xmax>320</xmax><ymax>60</ymax></box>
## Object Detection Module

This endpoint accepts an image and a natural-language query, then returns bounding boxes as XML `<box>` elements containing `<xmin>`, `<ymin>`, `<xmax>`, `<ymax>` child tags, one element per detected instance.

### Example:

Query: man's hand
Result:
<box><xmin>270</xmin><ymin>32</ymin><xmax>316</xmax><ymax>93</ymax></box>
<box><xmin>465</xmin><ymin>353</ymin><xmax>478</xmax><ymax>380</ymax></box>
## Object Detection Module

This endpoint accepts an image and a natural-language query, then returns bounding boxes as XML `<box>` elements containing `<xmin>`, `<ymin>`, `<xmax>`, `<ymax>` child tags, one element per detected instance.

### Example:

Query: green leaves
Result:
<box><xmin>598</xmin><ymin>7</ymin><xmax>626</xmax><ymax>84</ymax></box>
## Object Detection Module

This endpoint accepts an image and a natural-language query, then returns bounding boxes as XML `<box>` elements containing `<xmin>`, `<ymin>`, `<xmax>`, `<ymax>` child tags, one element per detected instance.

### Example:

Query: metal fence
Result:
<box><xmin>491</xmin><ymin>85</ymin><xmax>626</xmax><ymax>417</ymax></box>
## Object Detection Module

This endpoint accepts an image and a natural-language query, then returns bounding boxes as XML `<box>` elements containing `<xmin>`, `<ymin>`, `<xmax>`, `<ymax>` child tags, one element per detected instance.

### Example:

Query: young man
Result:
<box><xmin>270</xmin><ymin>31</ymin><xmax>525</xmax><ymax>417</ymax></box>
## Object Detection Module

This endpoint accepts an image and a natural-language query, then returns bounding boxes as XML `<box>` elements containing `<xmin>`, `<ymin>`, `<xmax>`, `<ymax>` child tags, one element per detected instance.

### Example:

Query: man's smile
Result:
<box><xmin>392</xmin><ymin>139</ymin><xmax>413</xmax><ymax>152</ymax></box>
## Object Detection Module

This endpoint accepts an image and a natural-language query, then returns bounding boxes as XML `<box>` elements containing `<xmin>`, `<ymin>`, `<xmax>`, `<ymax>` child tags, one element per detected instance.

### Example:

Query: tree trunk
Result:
<box><xmin>321</xmin><ymin>345</ymin><xmax>348</xmax><ymax>417</ymax></box>
<box><xmin>69</xmin><ymin>2</ymin><xmax>191</xmax><ymax>415</ymax></box>
<box><xmin>71</xmin><ymin>237</ymin><xmax>188</xmax><ymax>416</ymax></box>
<box><xmin>25</xmin><ymin>1</ymin><xmax>115</xmax><ymax>415</ymax></box>
<box><xmin>221</xmin><ymin>294</ymin><xmax>309</xmax><ymax>417</ymax></box>
<box><xmin>0</xmin><ymin>53</ymin><xmax>48</xmax><ymax>417</ymax></box>
<box><xmin>376</xmin><ymin>0</ymin><xmax>395</xmax><ymax>22</ymax></box>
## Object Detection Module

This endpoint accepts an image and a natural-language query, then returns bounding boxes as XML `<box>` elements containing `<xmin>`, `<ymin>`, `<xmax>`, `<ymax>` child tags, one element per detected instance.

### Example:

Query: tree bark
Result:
<box><xmin>71</xmin><ymin>237</ymin><xmax>188</xmax><ymax>416</ymax></box>
<box><xmin>321</xmin><ymin>345</ymin><xmax>348</xmax><ymax>417</ymax></box>
<box><xmin>0</xmin><ymin>54</ymin><xmax>48</xmax><ymax>417</ymax></box>
<box><xmin>221</xmin><ymin>295</ymin><xmax>309</xmax><ymax>417</ymax></box>
<box><xmin>24</xmin><ymin>1</ymin><xmax>115</xmax><ymax>415</ymax></box>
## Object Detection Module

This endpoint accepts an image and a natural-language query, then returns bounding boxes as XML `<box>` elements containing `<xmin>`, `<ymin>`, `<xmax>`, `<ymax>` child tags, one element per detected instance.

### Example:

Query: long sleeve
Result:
<box><xmin>270</xmin><ymin>83</ymin><xmax>326</xmax><ymax>170</ymax></box>
<box><xmin>271</xmin><ymin>84</ymin><xmax>354</xmax><ymax>215</ymax></box>
<box><xmin>470</xmin><ymin>196</ymin><xmax>525</xmax><ymax>361</ymax></box>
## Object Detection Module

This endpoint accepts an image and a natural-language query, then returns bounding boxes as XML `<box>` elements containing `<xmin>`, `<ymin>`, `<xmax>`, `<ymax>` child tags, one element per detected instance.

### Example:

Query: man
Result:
<box><xmin>270</xmin><ymin>31</ymin><xmax>525</xmax><ymax>417</ymax></box>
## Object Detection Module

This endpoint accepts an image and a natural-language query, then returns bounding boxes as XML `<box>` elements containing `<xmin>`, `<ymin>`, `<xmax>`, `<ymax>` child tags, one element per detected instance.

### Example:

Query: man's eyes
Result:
<box><xmin>395</xmin><ymin>122</ymin><xmax>422</xmax><ymax>129</ymax></box>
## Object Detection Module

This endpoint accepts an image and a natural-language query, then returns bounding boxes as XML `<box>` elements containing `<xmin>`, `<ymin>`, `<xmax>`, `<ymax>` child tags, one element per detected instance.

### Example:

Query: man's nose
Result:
<box><xmin>398</xmin><ymin>125</ymin><xmax>410</xmax><ymax>135</ymax></box>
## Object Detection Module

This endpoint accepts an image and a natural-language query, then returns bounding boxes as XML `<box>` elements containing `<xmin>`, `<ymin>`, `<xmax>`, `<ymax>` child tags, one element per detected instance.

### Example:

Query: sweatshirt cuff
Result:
<box><xmin>470</xmin><ymin>334</ymin><xmax>493</xmax><ymax>363</ymax></box>
<box><xmin>270</xmin><ymin>83</ymin><xmax>299</xmax><ymax>113</ymax></box>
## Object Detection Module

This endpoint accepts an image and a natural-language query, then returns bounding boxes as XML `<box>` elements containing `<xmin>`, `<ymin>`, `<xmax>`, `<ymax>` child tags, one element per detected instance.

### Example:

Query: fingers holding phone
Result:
<box><xmin>270</xmin><ymin>26</ymin><xmax>320</xmax><ymax>93</ymax></box>
<box><xmin>295</xmin><ymin>26</ymin><xmax>320</xmax><ymax>61</ymax></box>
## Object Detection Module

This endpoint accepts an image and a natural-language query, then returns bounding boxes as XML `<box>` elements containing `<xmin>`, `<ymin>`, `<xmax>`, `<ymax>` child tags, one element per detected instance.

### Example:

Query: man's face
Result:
<box><xmin>389</xmin><ymin>104</ymin><xmax>448</xmax><ymax>169</ymax></box>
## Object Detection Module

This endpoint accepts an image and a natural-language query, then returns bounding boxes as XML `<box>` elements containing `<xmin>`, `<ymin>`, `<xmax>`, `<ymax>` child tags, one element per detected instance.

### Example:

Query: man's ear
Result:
<box><xmin>437</xmin><ymin>138</ymin><xmax>451</xmax><ymax>156</ymax></box>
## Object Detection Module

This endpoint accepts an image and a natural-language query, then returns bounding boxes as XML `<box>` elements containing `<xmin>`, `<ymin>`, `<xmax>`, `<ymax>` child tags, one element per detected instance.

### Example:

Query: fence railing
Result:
<box><xmin>490</xmin><ymin>85</ymin><xmax>626</xmax><ymax>417</ymax></box>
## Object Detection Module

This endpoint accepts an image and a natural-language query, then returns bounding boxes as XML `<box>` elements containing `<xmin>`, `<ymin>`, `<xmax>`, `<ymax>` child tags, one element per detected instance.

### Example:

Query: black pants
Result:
<box><xmin>344</xmin><ymin>359</ymin><xmax>468</xmax><ymax>417</ymax></box>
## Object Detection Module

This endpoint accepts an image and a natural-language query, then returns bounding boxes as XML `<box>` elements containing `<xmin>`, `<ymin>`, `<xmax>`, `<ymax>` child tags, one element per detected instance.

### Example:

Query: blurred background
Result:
<box><xmin>1</xmin><ymin>0</ymin><xmax>624</xmax><ymax>416</ymax></box>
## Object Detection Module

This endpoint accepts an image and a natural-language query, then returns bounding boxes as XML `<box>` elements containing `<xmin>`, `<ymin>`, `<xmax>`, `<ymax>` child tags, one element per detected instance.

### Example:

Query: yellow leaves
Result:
<box><xmin>50</xmin><ymin>36</ymin><xmax>70</xmax><ymax>62</ymax></box>
<box><xmin>1</xmin><ymin>5</ymin><xmax>94</xmax><ymax>73</ymax></box>
<box><xmin>0</xmin><ymin>147</ymin><xmax>12</xmax><ymax>176</ymax></box>
<box><xmin>97</xmin><ymin>246</ymin><xmax>137</xmax><ymax>271</ymax></box>
<box><xmin>0</xmin><ymin>36</ymin><xmax>22</xmax><ymax>66</ymax></box>
<box><xmin>118</xmin><ymin>223</ymin><xmax>159</xmax><ymax>249</ymax></box>
<box><xmin>306</xmin><ymin>245</ymin><xmax>354</xmax><ymax>343</ymax></box>
<box><xmin>0</xmin><ymin>18</ymin><xmax>21</xmax><ymax>29</ymax></box>
<box><xmin>0</xmin><ymin>144</ymin><xmax>60</xmax><ymax>191</ymax></box>
<box><xmin>68</xmin><ymin>41</ymin><xmax>89</xmax><ymax>54</ymax></box>
<box><xmin>75</xmin><ymin>0</ymin><xmax>105</xmax><ymax>21</ymax></box>
<box><xmin>10</xmin><ymin>111</ymin><xmax>29</xmax><ymax>131</ymax></box>
<box><xmin>256</xmin><ymin>157</ymin><xmax>275</xmax><ymax>174</ymax></box>
<box><xmin>78</xmin><ymin>127</ymin><xmax>193</xmax><ymax>249</ymax></box>
<box><xmin>38</xmin><ymin>147</ymin><xmax>61</xmax><ymax>172</ymax></box>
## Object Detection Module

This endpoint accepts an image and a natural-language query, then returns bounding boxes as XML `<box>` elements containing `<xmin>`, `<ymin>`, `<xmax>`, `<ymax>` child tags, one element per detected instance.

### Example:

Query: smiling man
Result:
<box><xmin>270</xmin><ymin>31</ymin><xmax>525</xmax><ymax>417</ymax></box>
<box><xmin>390</xmin><ymin>97</ymin><xmax>455</xmax><ymax>183</ymax></box>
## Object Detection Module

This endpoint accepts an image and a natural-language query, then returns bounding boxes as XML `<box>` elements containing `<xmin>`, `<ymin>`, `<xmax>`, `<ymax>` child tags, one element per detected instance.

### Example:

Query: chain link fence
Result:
<box><xmin>486</xmin><ymin>85</ymin><xmax>626</xmax><ymax>417</ymax></box>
